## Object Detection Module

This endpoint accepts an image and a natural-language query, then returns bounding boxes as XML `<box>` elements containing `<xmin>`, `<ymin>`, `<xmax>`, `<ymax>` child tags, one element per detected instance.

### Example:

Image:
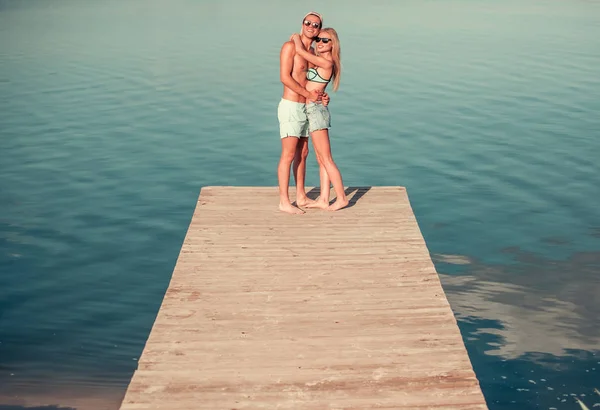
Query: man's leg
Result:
<box><xmin>278</xmin><ymin>136</ymin><xmax>304</xmax><ymax>214</ymax></box>
<box><xmin>293</xmin><ymin>137</ymin><xmax>316</xmax><ymax>207</ymax></box>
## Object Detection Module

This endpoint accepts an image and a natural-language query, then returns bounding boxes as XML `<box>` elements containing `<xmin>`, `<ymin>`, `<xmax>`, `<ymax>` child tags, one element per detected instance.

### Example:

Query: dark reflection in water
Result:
<box><xmin>434</xmin><ymin>243</ymin><xmax>600</xmax><ymax>408</ymax></box>
<box><xmin>437</xmin><ymin>247</ymin><xmax>600</xmax><ymax>356</ymax></box>
<box><xmin>464</xmin><ymin>320</ymin><xmax>598</xmax><ymax>409</ymax></box>
<box><xmin>590</xmin><ymin>228</ymin><xmax>600</xmax><ymax>239</ymax></box>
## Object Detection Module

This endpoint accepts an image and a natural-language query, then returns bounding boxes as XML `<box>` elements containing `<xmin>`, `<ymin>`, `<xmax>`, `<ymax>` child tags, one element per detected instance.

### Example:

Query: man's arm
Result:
<box><xmin>280</xmin><ymin>42</ymin><xmax>312</xmax><ymax>99</ymax></box>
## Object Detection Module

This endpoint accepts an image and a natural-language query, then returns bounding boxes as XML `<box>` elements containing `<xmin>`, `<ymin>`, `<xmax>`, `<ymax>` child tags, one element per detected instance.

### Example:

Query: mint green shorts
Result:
<box><xmin>277</xmin><ymin>99</ymin><xmax>309</xmax><ymax>138</ymax></box>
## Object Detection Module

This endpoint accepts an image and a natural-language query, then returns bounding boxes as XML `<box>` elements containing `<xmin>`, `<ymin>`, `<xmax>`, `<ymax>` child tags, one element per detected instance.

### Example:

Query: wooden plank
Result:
<box><xmin>119</xmin><ymin>186</ymin><xmax>488</xmax><ymax>409</ymax></box>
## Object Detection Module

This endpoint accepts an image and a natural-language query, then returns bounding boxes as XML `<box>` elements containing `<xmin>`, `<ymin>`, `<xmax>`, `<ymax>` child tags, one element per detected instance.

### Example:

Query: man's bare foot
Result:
<box><xmin>296</xmin><ymin>197</ymin><xmax>316</xmax><ymax>207</ymax></box>
<box><xmin>279</xmin><ymin>202</ymin><xmax>305</xmax><ymax>215</ymax></box>
<box><xmin>327</xmin><ymin>198</ymin><xmax>349</xmax><ymax>211</ymax></box>
<box><xmin>305</xmin><ymin>199</ymin><xmax>330</xmax><ymax>209</ymax></box>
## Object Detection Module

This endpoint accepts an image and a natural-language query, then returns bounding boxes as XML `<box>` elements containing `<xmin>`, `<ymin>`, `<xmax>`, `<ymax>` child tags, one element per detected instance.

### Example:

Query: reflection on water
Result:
<box><xmin>436</xmin><ymin>246</ymin><xmax>600</xmax><ymax>358</ymax></box>
<box><xmin>461</xmin><ymin>322</ymin><xmax>599</xmax><ymax>409</ymax></box>
<box><xmin>435</xmin><ymin>244</ymin><xmax>600</xmax><ymax>408</ymax></box>
<box><xmin>1</xmin><ymin>0</ymin><xmax>600</xmax><ymax>409</ymax></box>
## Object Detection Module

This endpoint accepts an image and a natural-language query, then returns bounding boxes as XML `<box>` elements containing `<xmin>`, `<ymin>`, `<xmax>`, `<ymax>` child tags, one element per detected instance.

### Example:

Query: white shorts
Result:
<box><xmin>277</xmin><ymin>99</ymin><xmax>309</xmax><ymax>138</ymax></box>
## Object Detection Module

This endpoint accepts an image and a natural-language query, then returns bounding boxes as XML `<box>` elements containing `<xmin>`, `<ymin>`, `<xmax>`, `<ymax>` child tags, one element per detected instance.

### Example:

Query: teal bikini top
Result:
<box><xmin>307</xmin><ymin>67</ymin><xmax>331</xmax><ymax>84</ymax></box>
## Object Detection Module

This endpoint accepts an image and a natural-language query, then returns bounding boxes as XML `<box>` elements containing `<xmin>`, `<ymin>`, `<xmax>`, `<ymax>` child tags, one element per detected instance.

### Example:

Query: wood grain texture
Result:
<box><xmin>119</xmin><ymin>186</ymin><xmax>488</xmax><ymax>409</ymax></box>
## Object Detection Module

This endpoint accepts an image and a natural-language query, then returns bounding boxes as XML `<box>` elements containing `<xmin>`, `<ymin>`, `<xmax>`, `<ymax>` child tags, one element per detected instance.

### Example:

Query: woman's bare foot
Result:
<box><xmin>305</xmin><ymin>199</ymin><xmax>330</xmax><ymax>209</ymax></box>
<box><xmin>279</xmin><ymin>202</ymin><xmax>305</xmax><ymax>215</ymax></box>
<box><xmin>327</xmin><ymin>198</ymin><xmax>349</xmax><ymax>211</ymax></box>
<box><xmin>296</xmin><ymin>196</ymin><xmax>317</xmax><ymax>207</ymax></box>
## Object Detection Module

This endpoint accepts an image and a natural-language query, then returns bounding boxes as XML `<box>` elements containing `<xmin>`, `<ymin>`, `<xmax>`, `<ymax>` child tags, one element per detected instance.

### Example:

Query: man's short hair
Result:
<box><xmin>302</xmin><ymin>11</ymin><xmax>323</xmax><ymax>27</ymax></box>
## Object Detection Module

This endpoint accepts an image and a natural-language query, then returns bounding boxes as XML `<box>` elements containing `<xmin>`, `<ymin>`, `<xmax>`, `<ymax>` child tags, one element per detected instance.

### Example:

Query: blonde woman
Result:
<box><xmin>290</xmin><ymin>28</ymin><xmax>348</xmax><ymax>211</ymax></box>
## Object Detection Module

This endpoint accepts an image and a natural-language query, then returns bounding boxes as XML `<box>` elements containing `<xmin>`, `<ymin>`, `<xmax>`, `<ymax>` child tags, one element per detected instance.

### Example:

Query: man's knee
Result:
<box><xmin>281</xmin><ymin>150</ymin><xmax>296</xmax><ymax>164</ymax></box>
<box><xmin>281</xmin><ymin>142</ymin><xmax>299</xmax><ymax>164</ymax></box>
<box><xmin>293</xmin><ymin>145</ymin><xmax>309</xmax><ymax>162</ymax></box>
<box><xmin>301</xmin><ymin>146</ymin><xmax>310</xmax><ymax>160</ymax></box>
<box><xmin>299</xmin><ymin>141</ymin><xmax>310</xmax><ymax>160</ymax></box>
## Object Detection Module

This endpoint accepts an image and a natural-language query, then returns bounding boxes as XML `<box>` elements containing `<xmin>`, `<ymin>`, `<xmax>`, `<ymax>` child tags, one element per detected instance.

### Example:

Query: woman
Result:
<box><xmin>290</xmin><ymin>28</ymin><xmax>348</xmax><ymax>211</ymax></box>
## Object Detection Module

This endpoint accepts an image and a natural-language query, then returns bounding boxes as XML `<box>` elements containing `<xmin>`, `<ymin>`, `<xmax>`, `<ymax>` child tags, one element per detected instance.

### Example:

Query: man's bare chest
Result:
<box><xmin>292</xmin><ymin>54</ymin><xmax>308</xmax><ymax>77</ymax></box>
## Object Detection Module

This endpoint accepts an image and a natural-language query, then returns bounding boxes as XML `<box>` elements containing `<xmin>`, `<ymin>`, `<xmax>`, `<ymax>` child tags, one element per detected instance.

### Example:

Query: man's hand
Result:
<box><xmin>321</xmin><ymin>92</ymin><xmax>330</xmax><ymax>106</ymax></box>
<box><xmin>307</xmin><ymin>89</ymin><xmax>322</xmax><ymax>102</ymax></box>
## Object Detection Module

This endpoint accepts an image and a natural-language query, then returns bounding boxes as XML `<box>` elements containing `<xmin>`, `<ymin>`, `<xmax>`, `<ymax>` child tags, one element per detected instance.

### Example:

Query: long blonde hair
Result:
<box><xmin>316</xmin><ymin>27</ymin><xmax>341</xmax><ymax>91</ymax></box>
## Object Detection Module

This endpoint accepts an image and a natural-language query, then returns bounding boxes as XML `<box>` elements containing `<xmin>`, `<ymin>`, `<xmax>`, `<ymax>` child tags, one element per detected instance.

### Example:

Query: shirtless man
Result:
<box><xmin>277</xmin><ymin>11</ymin><xmax>328</xmax><ymax>215</ymax></box>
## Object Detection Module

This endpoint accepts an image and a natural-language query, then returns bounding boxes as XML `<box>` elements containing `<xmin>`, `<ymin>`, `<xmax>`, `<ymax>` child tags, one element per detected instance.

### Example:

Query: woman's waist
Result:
<box><xmin>305</xmin><ymin>83</ymin><xmax>328</xmax><ymax>93</ymax></box>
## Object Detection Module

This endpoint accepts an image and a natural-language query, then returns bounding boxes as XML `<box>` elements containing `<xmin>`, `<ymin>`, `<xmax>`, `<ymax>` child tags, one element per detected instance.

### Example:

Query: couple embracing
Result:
<box><xmin>276</xmin><ymin>12</ymin><xmax>348</xmax><ymax>215</ymax></box>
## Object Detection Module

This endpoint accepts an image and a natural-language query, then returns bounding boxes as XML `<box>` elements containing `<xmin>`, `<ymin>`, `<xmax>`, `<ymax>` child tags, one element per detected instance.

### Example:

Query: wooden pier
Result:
<box><xmin>119</xmin><ymin>186</ymin><xmax>488</xmax><ymax>409</ymax></box>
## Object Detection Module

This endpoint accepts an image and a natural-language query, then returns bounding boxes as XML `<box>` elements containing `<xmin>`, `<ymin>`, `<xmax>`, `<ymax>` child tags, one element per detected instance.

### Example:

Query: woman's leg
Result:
<box><xmin>310</xmin><ymin>129</ymin><xmax>349</xmax><ymax>211</ymax></box>
<box><xmin>304</xmin><ymin>150</ymin><xmax>330</xmax><ymax>209</ymax></box>
<box><xmin>318</xmin><ymin>156</ymin><xmax>331</xmax><ymax>205</ymax></box>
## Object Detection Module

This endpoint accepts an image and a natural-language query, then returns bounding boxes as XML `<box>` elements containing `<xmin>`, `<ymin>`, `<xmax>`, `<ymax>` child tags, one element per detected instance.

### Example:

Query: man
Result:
<box><xmin>277</xmin><ymin>11</ymin><xmax>329</xmax><ymax>215</ymax></box>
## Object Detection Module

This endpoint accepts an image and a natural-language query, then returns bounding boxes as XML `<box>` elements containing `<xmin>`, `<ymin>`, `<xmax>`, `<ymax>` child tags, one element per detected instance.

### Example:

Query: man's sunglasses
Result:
<box><xmin>315</xmin><ymin>37</ymin><xmax>331</xmax><ymax>44</ymax></box>
<box><xmin>303</xmin><ymin>20</ymin><xmax>321</xmax><ymax>29</ymax></box>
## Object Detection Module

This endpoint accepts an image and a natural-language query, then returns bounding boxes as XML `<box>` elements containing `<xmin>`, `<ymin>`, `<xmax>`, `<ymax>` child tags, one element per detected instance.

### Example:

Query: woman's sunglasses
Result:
<box><xmin>315</xmin><ymin>37</ymin><xmax>331</xmax><ymax>44</ymax></box>
<box><xmin>303</xmin><ymin>20</ymin><xmax>321</xmax><ymax>29</ymax></box>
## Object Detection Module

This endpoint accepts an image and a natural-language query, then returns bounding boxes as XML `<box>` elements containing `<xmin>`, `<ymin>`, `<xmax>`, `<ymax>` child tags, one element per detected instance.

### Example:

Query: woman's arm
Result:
<box><xmin>291</xmin><ymin>34</ymin><xmax>333</xmax><ymax>69</ymax></box>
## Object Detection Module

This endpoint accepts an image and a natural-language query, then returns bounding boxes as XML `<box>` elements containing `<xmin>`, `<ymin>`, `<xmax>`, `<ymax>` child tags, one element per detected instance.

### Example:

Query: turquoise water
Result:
<box><xmin>1</xmin><ymin>1</ymin><xmax>599</xmax><ymax>408</ymax></box>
